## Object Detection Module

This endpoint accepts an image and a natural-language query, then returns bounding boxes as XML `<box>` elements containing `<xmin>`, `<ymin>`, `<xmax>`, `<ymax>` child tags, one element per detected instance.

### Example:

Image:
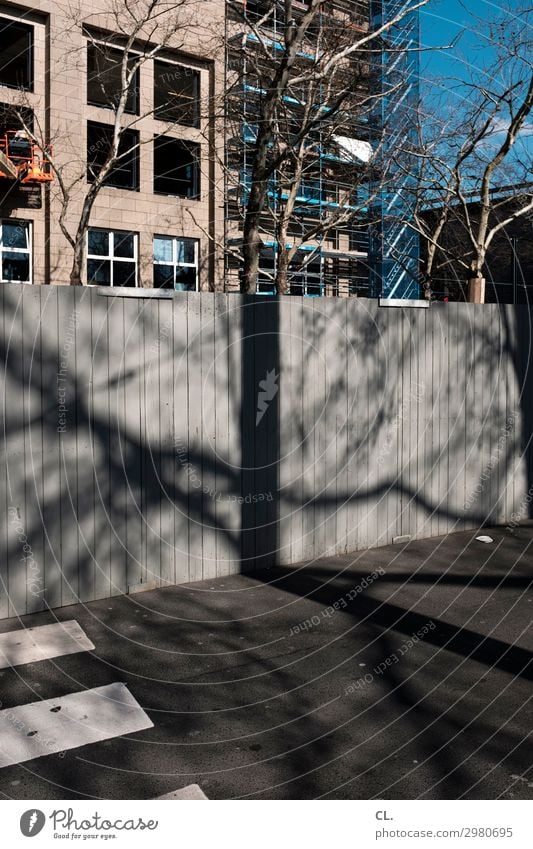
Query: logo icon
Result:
<box><xmin>20</xmin><ymin>810</ymin><xmax>46</xmax><ymax>837</ymax></box>
<box><xmin>256</xmin><ymin>369</ymin><xmax>279</xmax><ymax>426</ymax></box>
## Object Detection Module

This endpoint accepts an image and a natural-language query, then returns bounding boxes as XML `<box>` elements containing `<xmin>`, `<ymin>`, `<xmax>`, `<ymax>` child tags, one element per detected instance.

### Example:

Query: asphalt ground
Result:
<box><xmin>0</xmin><ymin>523</ymin><xmax>532</xmax><ymax>800</ymax></box>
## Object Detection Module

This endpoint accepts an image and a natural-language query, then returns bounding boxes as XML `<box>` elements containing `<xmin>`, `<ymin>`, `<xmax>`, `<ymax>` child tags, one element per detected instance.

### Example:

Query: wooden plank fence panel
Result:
<box><xmin>0</xmin><ymin>284</ymin><xmax>532</xmax><ymax>619</ymax></box>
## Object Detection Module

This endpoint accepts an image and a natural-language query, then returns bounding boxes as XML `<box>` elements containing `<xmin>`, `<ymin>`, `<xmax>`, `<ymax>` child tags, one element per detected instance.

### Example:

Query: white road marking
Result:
<box><xmin>0</xmin><ymin>683</ymin><xmax>153</xmax><ymax>768</ymax></box>
<box><xmin>157</xmin><ymin>784</ymin><xmax>208</xmax><ymax>800</ymax></box>
<box><xmin>0</xmin><ymin>621</ymin><xmax>95</xmax><ymax>669</ymax></box>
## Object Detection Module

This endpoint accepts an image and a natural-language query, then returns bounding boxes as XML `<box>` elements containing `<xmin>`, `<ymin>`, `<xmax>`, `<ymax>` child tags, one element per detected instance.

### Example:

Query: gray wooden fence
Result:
<box><xmin>1</xmin><ymin>283</ymin><xmax>532</xmax><ymax>619</ymax></box>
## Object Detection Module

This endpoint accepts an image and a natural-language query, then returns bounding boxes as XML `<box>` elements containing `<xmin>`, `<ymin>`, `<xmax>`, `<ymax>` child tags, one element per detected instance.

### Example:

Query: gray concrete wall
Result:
<box><xmin>1</xmin><ymin>283</ymin><xmax>532</xmax><ymax>618</ymax></box>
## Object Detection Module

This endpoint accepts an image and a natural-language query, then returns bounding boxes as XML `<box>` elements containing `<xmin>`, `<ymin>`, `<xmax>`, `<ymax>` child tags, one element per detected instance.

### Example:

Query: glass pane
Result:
<box><xmin>0</xmin><ymin>18</ymin><xmax>32</xmax><ymax>90</ymax></box>
<box><xmin>154</xmin><ymin>264</ymin><xmax>174</xmax><ymax>289</ymax></box>
<box><xmin>154</xmin><ymin>237</ymin><xmax>173</xmax><ymax>263</ymax></box>
<box><xmin>2</xmin><ymin>251</ymin><xmax>30</xmax><ymax>282</ymax></box>
<box><xmin>1</xmin><ymin>221</ymin><xmax>28</xmax><ymax>249</ymax></box>
<box><xmin>153</xmin><ymin>136</ymin><xmax>199</xmax><ymax>198</ymax></box>
<box><xmin>87</xmin><ymin>44</ymin><xmax>139</xmax><ymax>115</ymax></box>
<box><xmin>176</xmin><ymin>238</ymin><xmax>196</xmax><ymax>265</ymax></box>
<box><xmin>88</xmin><ymin>229</ymin><xmax>109</xmax><ymax>257</ymax></box>
<box><xmin>114</xmin><ymin>231</ymin><xmax>134</xmax><ymax>258</ymax></box>
<box><xmin>154</xmin><ymin>60</ymin><xmax>199</xmax><ymax>127</ymax></box>
<box><xmin>174</xmin><ymin>266</ymin><xmax>196</xmax><ymax>291</ymax></box>
<box><xmin>87</xmin><ymin>122</ymin><xmax>139</xmax><ymax>190</ymax></box>
<box><xmin>87</xmin><ymin>258</ymin><xmax>111</xmax><ymax>285</ymax></box>
<box><xmin>113</xmin><ymin>260</ymin><xmax>136</xmax><ymax>287</ymax></box>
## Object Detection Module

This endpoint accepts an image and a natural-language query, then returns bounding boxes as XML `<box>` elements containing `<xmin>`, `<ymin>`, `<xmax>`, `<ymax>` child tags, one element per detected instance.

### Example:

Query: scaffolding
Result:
<box><xmin>225</xmin><ymin>0</ymin><xmax>373</xmax><ymax>296</ymax></box>
<box><xmin>369</xmin><ymin>0</ymin><xmax>421</xmax><ymax>299</ymax></box>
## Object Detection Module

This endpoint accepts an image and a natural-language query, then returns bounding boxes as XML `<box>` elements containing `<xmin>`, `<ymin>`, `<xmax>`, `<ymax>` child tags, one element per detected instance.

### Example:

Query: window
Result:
<box><xmin>289</xmin><ymin>252</ymin><xmax>323</xmax><ymax>296</ymax></box>
<box><xmin>87</xmin><ymin>43</ymin><xmax>139</xmax><ymax>115</ymax></box>
<box><xmin>0</xmin><ymin>220</ymin><xmax>31</xmax><ymax>282</ymax></box>
<box><xmin>0</xmin><ymin>102</ymin><xmax>33</xmax><ymax>137</ymax></box>
<box><xmin>153</xmin><ymin>136</ymin><xmax>199</xmax><ymax>198</ymax></box>
<box><xmin>153</xmin><ymin>236</ymin><xmax>198</xmax><ymax>290</ymax></box>
<box><xmin>87</xmin><ymin>122</ymin><xmax>139</xmax><ymax>190</ymax></box>
<box><xmin>0</xmin><ymin>17</ymin><xmax>33</xmax><ymax>90</ymax></box>
<box><xmin>87</xmin><ymin>229</ymin><xmax>137</xmax><ymax>287</ymax></box>
<box><xmin>154</xmin><ymin>60</ymin><xmax>200</xmax><ymax>127</ymax></box>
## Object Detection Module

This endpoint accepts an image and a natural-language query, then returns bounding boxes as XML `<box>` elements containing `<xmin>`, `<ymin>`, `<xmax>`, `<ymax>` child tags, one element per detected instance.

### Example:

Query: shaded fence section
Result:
<box><xmin>1</xmin><ymin>284</ymin><xmax>532</xmax><ymax>619</ymax></box>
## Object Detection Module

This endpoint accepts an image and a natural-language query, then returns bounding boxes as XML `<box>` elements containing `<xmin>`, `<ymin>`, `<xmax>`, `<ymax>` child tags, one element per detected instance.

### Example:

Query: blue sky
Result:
<box><xmin>420</xmin><ymin>0</ymin><xmax>502</xmax><ymax>91</ymax></box>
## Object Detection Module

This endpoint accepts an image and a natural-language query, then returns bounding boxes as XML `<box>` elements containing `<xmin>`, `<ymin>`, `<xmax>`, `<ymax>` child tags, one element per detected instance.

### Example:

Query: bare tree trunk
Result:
<box><xmin>242</xmin><ymin>216</ymin><xmax>262</xmax><ymax>293</ymax></box>
<box><xmin>276</xmin><ymin>248</ymin><xmax>290</xmax><ymax>295</ymax></box>
<box><xmin>69</xmin><ymin>241</ymin><xmax>85</xmax><ymax>286</ymax></box>
<box><xmin>467</xmin><ymin>276</ymin><xmax>486</xmax><ymax>303</ymax></box>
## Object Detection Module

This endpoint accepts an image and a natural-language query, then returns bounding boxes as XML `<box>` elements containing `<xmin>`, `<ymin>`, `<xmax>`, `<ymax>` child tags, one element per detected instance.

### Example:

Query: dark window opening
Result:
<box><xmin>153</xmin><ymin>136</ymin><xmax>200</xmax><ymax>198</ymax></box>
<box><xmin>87</xmin><ymin>43</ymin><xmax>139</xmax><ymax>115</ymax></box>
<box><xmin>0</xmin><ymin>17</ymin><xmax>33</xmax><ymax>91</ymax></box>
<box><xmin>87</xmin><ymin>121</ymin><xmax>139</xmax><ymax>190</ymax></box>
<box><xmin>154</xmin><ymin>60</ymin><xmax>200</xmax><ymax>127</ymax></box>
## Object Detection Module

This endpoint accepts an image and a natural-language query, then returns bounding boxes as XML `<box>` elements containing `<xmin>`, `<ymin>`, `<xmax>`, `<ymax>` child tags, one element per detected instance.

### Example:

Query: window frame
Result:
<box><xmin>153</xmin><ymin>235</ymin><xmax>199</xmax><ymax>291</ymax></box>
<box><xmin>153</xmin><ymin>58</ymin><xmax>200</xmax><ymax>128</ymax></box>
<box><xmin>86</xmin><ymin>40</ymin><xmax>140</xmax><ymax>116</ymax></box>
<box><xmin>0</xmin><ymin>16</ymin><xmax>33</xmax><ymax>92</ymax></box>
<box><xmin>0</xmin><ymin>219</ymin><xmax>32</xmax><ymax>284</ymax></box>
<box><xmin>86</xmin><ymin>228</ymin><xmax>138</xmax><ymax>288</ymax></box>
<box><xmin>153</xmin><ymin>135</ymin><xmax>200</xmax><ymax>198</ymax></box>
<box><xmin>87</xmin><ymin>120</ymin><xmax>140</xmax><ymax>191</ymax></box>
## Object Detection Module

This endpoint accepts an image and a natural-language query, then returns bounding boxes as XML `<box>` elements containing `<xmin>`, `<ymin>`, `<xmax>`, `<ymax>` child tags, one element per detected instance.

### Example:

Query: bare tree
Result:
<box><xmin>226</xmin><ymin>0</ymin><xmax>429</xmax><ymax>294</ymax></box>
<box><xmin>7</xmin><ymin>0</ymin><xmax>209</xmax><ymax>285</ymax></box>
<box><xmin>408</xmin><ymin>2</ymin><xmax>533</xmax><ymax>302</ymax></box>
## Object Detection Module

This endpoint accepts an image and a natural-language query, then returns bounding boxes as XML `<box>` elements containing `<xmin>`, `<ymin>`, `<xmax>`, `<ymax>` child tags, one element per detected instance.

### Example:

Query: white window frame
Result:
<box><xmin>0</xmin><ymin>219</ymin><xmax>32</xmax><ymax>283</ymax></box>
<box><xmin>153</xmin><ymin>235</ymin><xmax>199</xmax><ymax>291</ymax></box>
<box><xmin>87</xmin><ymin>228</ymin><xmax>138</xmax><ymax>287</ymax></box>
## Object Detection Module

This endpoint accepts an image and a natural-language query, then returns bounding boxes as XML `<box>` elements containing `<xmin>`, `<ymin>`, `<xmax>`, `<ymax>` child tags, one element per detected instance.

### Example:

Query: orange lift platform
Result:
<box><xmin>0</xmin><ymin>131</ymin><xmax>54</xmax><ymax>185</ymax></box>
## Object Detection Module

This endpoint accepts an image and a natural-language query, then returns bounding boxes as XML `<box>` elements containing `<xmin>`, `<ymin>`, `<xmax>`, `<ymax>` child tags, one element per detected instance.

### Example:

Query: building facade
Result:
<box><xmin>0</xmin><ymin>0</ymin><xmax>419</xmax><ymax>295</ymax></box>
<box><xmin>0</xmin><ymin>0</ymin><xmax>224</xmax><ymax>290</ymax></box>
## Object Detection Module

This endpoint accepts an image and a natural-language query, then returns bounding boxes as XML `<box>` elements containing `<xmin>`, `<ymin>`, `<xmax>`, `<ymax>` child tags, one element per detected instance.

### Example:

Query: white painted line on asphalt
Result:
<box><xmin>0</xmin><ymin>683</ymin><xmax>153</xmax><ymax>768</ymax></box>
<box><xmin>157</xmin><ymin>785</ymin><xmax>208</xmax><ymax>800</ymax></box>
<box><xmin>0</xmin><ymin>621</ymin><xmax>95</xmax><ymax>669</ymax></box>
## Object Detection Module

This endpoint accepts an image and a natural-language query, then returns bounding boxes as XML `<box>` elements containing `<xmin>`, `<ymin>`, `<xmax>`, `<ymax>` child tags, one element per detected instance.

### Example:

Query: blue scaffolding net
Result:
<box><xmin>369</xmin><ymin>0</ymin><xmax>421</xmax><ymax>300</ymax></box>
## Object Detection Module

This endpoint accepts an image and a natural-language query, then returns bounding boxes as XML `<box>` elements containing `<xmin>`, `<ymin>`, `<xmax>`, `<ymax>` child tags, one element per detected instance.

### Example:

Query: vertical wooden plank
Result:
<box><xmin>224</xmin><ymin>294</ymin><xmax>244</xmax><ymax>575</ymax></box>
<box><xmin>74</xmin><ymin>286</ymin><xmax>95</xmax><ymax>604</ymax></box>
<box><xmin>345</xmin><ymin>299</ymin><xmax>360</xmax><ymax>554</ymax></box>
<box><xmin>143</xmin><ymin>297</ymin><xmax>162</xmax><ymax>587</ymax></box>
<box><xmin>38</xmin><ymin>286</ymin><xmax>62</xmax><ymax>613</ymax></box>
<box><xmin>5</xmin><ymin>286</ymin><xmax>27</xmax><ymax>616</ymax></box>
<box><xmin>321</xmin><ymin>300</ymin><xmax>339</xmax><ymax>556</ymax></box>
<box><xmin>56</xmin><ymin>286</ymin><xmax>80</xmax><ymax>606</ymax></box>
<box><xmin>277</xmin><ymin>297</ymin><xmax>291</xmax><ymax>565</ymax></box>
<box><xmin>173</xmin><ymin>293</ymin><xmax>190</xmax><ymax>584</ymax></box>
<box><xmin>187</xmin><ymin>292</ymin><xmax>203</xmax><ymax>581</ymax></box>
<box><xmin>213</xmin><ymin>293</ymin><xmax>231</xmax><ymax>576</ymax></box>
<box><xmin>106</xmin><ymin>294</ymin><xmax>128</xmax><ymax>597</ymax></box>
<box><xmin>21</xmin><ymin>286</ymin><xmax>46</xmax><ymax>614</ymax></box>
<box><xmin>313</xmin><ymin>299</ymin><xmax>326</xmax><ymax>558</ymax></box>
<box><xmin>446</xmin><ymin>302</ymin><xmax>460</xmax><ymax>533</ymax></box>
<box><xmin>288</xmin><ymin>297</ymin><xmax>305</xmax><ymax>564</ymax></box>
<box><xmin>301</xmin><ymin>298</ymin><xmax>315</xmax><ymax>561</ymax></box>
<box><xmin>158</xmin><ymin>298</ymin><xmax>175</xmax><ymax>589</ymax></box>
<box><xmin>120</xmin><ymin>297</ymin><xmax>143</xmax><ymax>594</ymax></box>
<box><xmin>240</xmin><ymin>295</ymin><xmax>256</xmax><ymax>571</ymax></box>
<box><xmin>201</xmin><ymin>294</ymin><xmax>218</xmax><ymax>579</ymax></box>
<box><xmin>91</xmin><ymin>293</ymin><xmax>112</xmax><ymax>602</ymax></box>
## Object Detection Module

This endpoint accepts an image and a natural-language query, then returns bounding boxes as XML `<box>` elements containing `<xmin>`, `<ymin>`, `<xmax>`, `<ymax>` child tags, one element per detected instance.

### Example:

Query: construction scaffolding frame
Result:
<box><xmin>225</xmin><ymin>0</ymin><xmax>373</xmax><ymax>296</ymax></box>
<box><xmin>369</xmin><ymin>0</ymin><xmax>421</xmax><ymax>299</ymax></box>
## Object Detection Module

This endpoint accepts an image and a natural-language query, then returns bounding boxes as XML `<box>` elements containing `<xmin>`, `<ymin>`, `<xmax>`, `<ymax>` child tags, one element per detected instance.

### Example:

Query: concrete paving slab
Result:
<box><xmin>0</xmin><ymin>621</ymin><xmax>94</xmax><ymax>670</ymax></box>
<box><xmin>0</xmin><ymin>683</ymin><xmax>152</xmax><ymax>768</ymax></box>
<box><xmin>157</xmin><ymin>784</ymin><xmax>208</xmax><ymax>800</ymax></box>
